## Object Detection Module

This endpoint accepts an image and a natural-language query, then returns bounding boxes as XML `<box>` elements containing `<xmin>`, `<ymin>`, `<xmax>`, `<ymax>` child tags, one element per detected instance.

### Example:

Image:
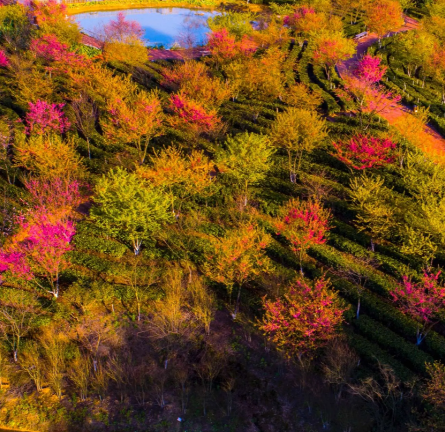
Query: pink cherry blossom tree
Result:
<box><xmin>30</xmin><ymin>34</ymin><xmax>88</xmax><ymax>67</ymax></box>
<box><xmin>390</xmin><ymin>270</ymin><xmax>445</xmax><ymax>345</ymax></box>
<box><xmin>0</xmin><ymin>211</ymin><xmax>75</xmax><ymax>299</ymax></box>
<box><xmin>102</xmin><ymin>12</ymin><xmax>144</xmax><ymax>43</ymax></box>
<box><xmin>25</xmin><ymin>100</ymin><xmax>71</xmax><ymax>136</ymax></box>
<box><xmin>353</xmin><ymin>54</ymin><xmax>387</xmax><ymax>84</ymax></box>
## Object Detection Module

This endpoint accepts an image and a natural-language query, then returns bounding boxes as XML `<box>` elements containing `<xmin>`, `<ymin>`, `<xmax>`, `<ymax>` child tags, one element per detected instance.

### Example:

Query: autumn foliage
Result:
<box><xmin>25</xmin><ymin>100</ymin><xmax>71</xmax><ymax>136</ymax></box>
<box><xmin>390</xmin><ymin>271</ymin><xmax>445</xmax><ymax>344</ymax></box>
<box><xmin>332</xmin><ymin>134</ymin><xmax>398</xmax><ymax>170</ymax></box>
<box><xmin>207</xmin><ymin>28</ymin><xmax>257</xmax><ymax>64</ymax></box>
<box><xmin>260</xmin><ymin>276</ymin><xmax>346</xmax><ymax>361</ymax></box>
<box><xmin>169</xmin><ymin>92</ymin><xmax>222</xmax><ymax>137</ymax></box>
<box><xmin>275</xmin><ymin>198</ymin><xmax>331</xmax><ymax>272</ymax></box>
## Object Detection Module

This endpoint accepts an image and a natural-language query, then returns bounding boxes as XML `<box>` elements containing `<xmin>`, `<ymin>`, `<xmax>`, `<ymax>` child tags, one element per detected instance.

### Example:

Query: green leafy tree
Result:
<box><xmin>270</xmin><ymin>108</ymin><xmax>327</xmax><ymax>183</ymax></box>
<box><xmin>0</xmin><ymin>5</ymin><xmax>31</xmax><ymax>50</ymax></box>
<box><xmin>216</xmin><ymin>132</ymin><xmax>275</xmax><ymax>206</ymax></box>
<box><xmin>391</xmin><ymin>31</ymin><xmax>435</xmax><ymax>80</ymax></box>
<box><xmin>91</xmin><ymin>168</ymin><xmax>173</xmax><ymax>255</ymax></box>
<box><xmin>400</xmin><ymin>152</ymin><xmax>445</xmax><ymax>262</ymax></box>
<box><xmin>349</xmin><ymin>174</ymin><xmax>398</xmax><ymax>251</ymax></box>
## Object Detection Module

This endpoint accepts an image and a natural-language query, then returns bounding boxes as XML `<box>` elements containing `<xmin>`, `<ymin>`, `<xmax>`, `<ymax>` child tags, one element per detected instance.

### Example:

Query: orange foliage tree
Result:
<box><xmin>161</xmin><ymin>61</ymin><xmax>231</xmax><ymax>109</ymax></box>
<box><xmin>168</xmin><ymin>92</ymin><xmax>223</xmax><ymax>141</ymax></box>
<box><xmin>311</xmin><ymin>32</ymin><xmax>355</xmax><ymax>82</ymax></box>
<box><xmin>364</xmin><ymin>0</ymin><xmax>404</xmax><ymax>43</ymax></box>
<box><xmin>101</xmin><ymin>90</ymin><xmax>164</xmax><ymax>164</ymax></box>
<box><xmin>203</xmin><ymin>223</ymin><xmax>272</xmax><ymax>318</ymax></box>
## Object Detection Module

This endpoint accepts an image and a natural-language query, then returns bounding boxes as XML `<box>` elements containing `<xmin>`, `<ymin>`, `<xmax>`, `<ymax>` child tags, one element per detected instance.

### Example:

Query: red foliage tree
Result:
<box><xmin>260</xmin><ymin>276</ymin><xmax>346</xmax><ymax>363</ymax></box>
<box><xmin>207</xmin><ymin>28</ymin><xmax>256</xmax><ymax>64</ymax></box>
<box><xmin>390</xmin><ymin>270</ymin><xmax>445</xmax><ymax>345</ymax></box>
<box><xmin>275</xmin><ymin>198</ymin><xmax>331</xmax><ymax>274</ymax></box>
<box><xmin>30</xmin><ymin>34</ymin><xmax>88</xmax><ymax>67</ymax></box>
<box><xmin>332</xmin><ymin>134</ymin><xmax>397</xmax><ymax>170</ymax></box>
<box><xmin>25</xmin><ymin>100</ymin><xmax>71</xmax><ymax>136</ymax></box>
<box><xmin>169</xmin><ymin>92</ymin><xmax>222</xmax><ymax>138</ymax></box>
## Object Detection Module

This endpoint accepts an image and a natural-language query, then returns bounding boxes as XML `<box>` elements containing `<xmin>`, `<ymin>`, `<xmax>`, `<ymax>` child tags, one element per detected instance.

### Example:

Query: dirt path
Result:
<box><xmin>337</xmin><ymin>16</ymin><xmax>445</xmax><ymax>155</ymax></box>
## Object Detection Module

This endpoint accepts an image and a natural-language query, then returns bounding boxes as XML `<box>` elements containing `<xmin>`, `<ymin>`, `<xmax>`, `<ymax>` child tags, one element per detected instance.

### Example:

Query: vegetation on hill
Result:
<box><xmin>0</xmin><ymin>0</ymin><xmax>445</xmax><ymax>431</ymax></box>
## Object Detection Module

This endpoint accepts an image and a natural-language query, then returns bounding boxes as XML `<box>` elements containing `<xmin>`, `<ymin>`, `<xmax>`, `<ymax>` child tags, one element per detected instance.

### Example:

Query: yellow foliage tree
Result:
<box><xmin>203</xmin><ymin>222</ymin><xmax>272</xmax><ymax>318</ymax></box>
<box><xmin>136</xmin><ymin>146</ymin><xmax>215</xmax><ymax>214</ymax></box>
<box><xmin>162</xmin><ymin>61</ymin><xmax>231</xmax><ymax>109</ymax></box>
<box><xmin>14</xmin><ymin>134</ymin><xmax>84</xmax><ymax>181</ymax></box>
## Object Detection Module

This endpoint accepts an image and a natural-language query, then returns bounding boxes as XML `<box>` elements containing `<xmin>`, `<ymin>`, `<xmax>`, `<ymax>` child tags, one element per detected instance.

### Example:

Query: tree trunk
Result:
<box><xmin>370</xmin><ymin>238</ymin><xmax>375</xmax><ymax>252</ymax></box>
<box><xmin>356</xmin><ymin>297</ymin><xmax>361</xmax><ymax>320</ymax></box>
<box><xmin>232</xmin><ymin>285</ymin><xmax>242</xmax><ymax>319</ymax></box>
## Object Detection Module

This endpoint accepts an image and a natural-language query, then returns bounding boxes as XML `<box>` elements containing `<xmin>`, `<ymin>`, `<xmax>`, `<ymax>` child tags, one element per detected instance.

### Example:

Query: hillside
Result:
<box><xmin>0</xmin><ymin>0</ymin><xmax>444</xmax><ymax>431</ymax></box>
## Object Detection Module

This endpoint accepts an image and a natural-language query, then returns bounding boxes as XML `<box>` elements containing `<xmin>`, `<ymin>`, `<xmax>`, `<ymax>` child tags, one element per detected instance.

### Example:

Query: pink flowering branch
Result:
<box><xmin>102</xmin><ymin>12</ymin><xmax>144</xmax><ymax>43</ymax></box>
<box><xmin>0</xmin><ymin>50</ymin><xmax>9</xmax><ymax>68</ymax></box>
<box><xmin>25</xmin><ymin>100</ymin><xmax>71</xmax><ymax>136</ymax></box>
<box><xmin>25</xmin><ymin>177</ymin><xmax>84</xmax><ymax>219</ymax></box>
<box><xmin>390</xmin><ymin>270</ymin><xmax>445</xmax><ymax>345</ymax></box>
<box><xmin>353</xmin><ymin>55</ymin><xmax>387</xmax><ymax>84</ymax></box>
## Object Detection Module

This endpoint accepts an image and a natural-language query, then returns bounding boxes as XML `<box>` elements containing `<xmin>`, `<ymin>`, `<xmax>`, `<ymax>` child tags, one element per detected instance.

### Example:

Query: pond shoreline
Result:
<box><xmin>67</xmin><ymin>0</ymin><xmax>264</xmax><ymax>15</ymax></box>
<box><xmin>68</xmin><ymin>1</ymin><xmax>221</xmax><ymax>15</ymax></box>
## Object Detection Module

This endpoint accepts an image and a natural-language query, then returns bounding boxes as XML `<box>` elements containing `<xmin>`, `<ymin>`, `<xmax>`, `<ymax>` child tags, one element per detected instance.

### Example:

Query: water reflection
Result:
<box><xmin>74</xmin><ymin>7</ymin><xmax>220</xmax><ymax>48</ymax></box>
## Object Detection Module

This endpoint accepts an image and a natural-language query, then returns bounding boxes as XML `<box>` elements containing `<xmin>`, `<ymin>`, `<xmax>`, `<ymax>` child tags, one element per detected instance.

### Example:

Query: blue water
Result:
<box><xmin>74</xmin><ymin>7</ymin><xmax>219</xmax><ymax>48</ymax></box>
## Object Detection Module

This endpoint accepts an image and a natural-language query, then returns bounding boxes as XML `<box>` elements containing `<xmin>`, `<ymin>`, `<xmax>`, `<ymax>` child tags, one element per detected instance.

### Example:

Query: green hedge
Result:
<box><xmin>309</xmin><ymin>244</ymin><xmax>445</xmax><ymax>361</ymax></box>
<box><xmin>353</xmin><ymin>315</ymin><xmax>433</xmax><ymax>375</ymax></box>
<box><xmin>346</xmin><ymin>330</ymin><xmax>416</xmax><ymax>381</ymax></box>
<box><xmin>298</xmin><ymin>52</ymin><xmax>342</xmax><ymax>115</ymax></box>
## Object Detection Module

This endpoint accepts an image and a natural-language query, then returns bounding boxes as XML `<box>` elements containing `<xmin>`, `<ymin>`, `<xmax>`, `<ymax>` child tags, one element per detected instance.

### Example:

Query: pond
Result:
<box><xmin>74</xmin><ymin>7</ymin><xmax>220</xmax><ymax>48</ymax></box>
